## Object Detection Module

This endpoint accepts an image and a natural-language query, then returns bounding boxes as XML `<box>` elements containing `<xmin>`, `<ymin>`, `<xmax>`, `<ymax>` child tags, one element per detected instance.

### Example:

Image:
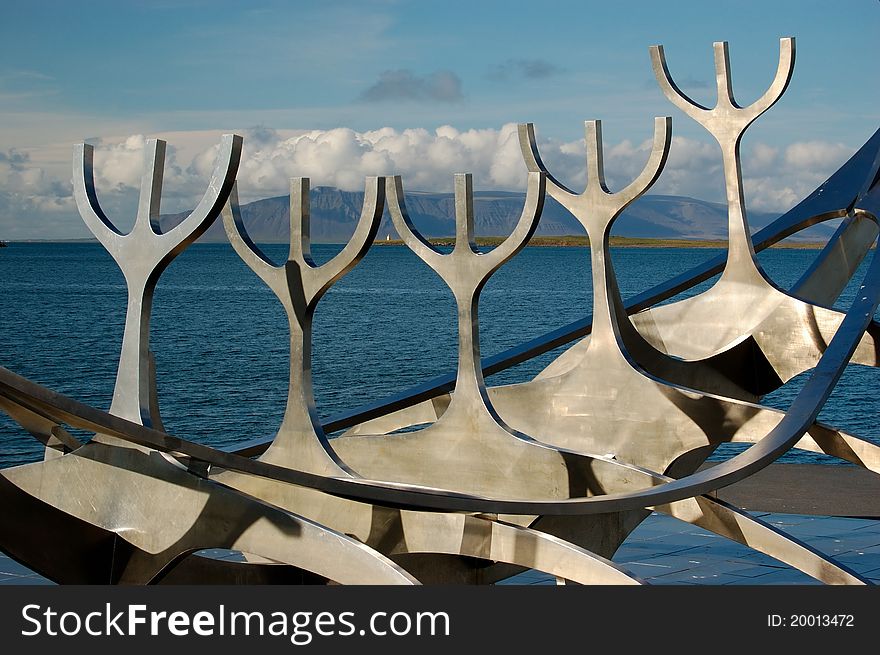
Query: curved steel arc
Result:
<box><xmin>790</xmin><ymin>212</ymin><xmax>880</xmax><ymax>306</ymax></box>
<box><xmin>395</xmin><ymin>514</ymin><xmax>644</xmax><ymax>584</ymax></box>
<box><xmin>0</xmin><ymin>396</ymin><xmax>80</xmax><ymax>457</ymax></box>
<box><xmin>731</xmin><ymin>422</ymin><xmax>880</xmax><ymax>475</ymax></box>
<box><xmin>0</xmin><ymin>444</ymin><xmax>419</xmax><ymax>585</ymax></box>
<box><xmin>1</xmin><ymin>377</ymin><xmax>862</xmax><ymax>585</ymax></box>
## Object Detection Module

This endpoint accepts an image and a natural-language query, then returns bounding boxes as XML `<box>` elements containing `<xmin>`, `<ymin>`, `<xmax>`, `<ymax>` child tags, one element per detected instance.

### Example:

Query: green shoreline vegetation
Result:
<box><xmin>376</xmin><ymin>235</ymin><xmax>829</xmax><ymax>249</ymax></box>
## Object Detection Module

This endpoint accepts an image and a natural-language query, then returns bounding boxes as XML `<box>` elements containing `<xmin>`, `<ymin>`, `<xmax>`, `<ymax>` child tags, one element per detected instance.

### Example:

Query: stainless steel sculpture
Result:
<box><xmin>1</xmin><ymin>37</ymin><xmax>880</xmax><ymax>585</ymax></box>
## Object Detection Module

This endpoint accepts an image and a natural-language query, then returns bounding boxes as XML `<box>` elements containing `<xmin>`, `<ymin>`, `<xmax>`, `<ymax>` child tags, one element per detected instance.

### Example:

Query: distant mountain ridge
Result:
<box><xmin>160</xmin><ymin>188</ymin><xmax>833</xmax><ymax>243</ymax></box>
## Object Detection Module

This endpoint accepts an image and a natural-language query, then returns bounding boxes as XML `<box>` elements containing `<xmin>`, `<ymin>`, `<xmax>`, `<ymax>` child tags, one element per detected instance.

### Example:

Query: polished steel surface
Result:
<box><xmin>214</xmin><ymin>175</ymin><xmax>645</xmax><ymax>583</ymax></box>
<box><xmin>1</xmin><ymin>36</ymin><xmax>879</xmax><ymax>585</ymax></box>
<box><xmin>334</xmin><ymin>172</ymin><xmax>629</xmax><ymax>499</ymax></box>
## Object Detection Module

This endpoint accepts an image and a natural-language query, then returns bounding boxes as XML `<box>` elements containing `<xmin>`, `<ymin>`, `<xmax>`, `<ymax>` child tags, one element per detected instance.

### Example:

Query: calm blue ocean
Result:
<box><xmin>1</xmin><ymin>242</ymin><xmax>878</xmax><ymax>468</ymax></box>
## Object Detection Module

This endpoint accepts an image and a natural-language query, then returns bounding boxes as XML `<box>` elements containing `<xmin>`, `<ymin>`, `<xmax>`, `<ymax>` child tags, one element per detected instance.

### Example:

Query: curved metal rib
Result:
<box><xmin>0</xmin><ymin>396</ymin><xmax>80</xmax><ymax>458</ymax></box>
<box><xmin>146</xmin><ymin>490</ymin><xmax>421</xmax><ymax>586</ymax></box>
<box><xmin>386</xmin><ymin>175</ymin><xmax>445</xmax><ymax>270</ymax></box>
<box><xmin>73</xmin><ymin>143</ymin><xmax>126</xmax><ymax>248</ymax></box>
<box><xmin>731</xmin><ymin>422</ymin><xmax>880</xmax><ymax>475</ymax></box>
<box><xmin>790</xmin><ymin>211</ymin><xmax>880</xmax><ymax>306</ymax></box>
<box><xmin>155</xmin><ymin>134</ymin><xmax>241</xmax><ymax>250</ymax></box>
<box><xmin>398</xmin><ymin>514</ymin><xmax>643</xmax><ymax>584</ymax></box>
<box><xmin>742</xmin><ymin>39</ymin><xmax>796</xmax><ymax>118</ymax></box>
<box><xmin>317</xmin><ymin>178</ymin><xmax>385</xmax><ymax>292</ymax></box>
<box><xmin>140</xmin><ymin>140</ymin><xmax>166</xmax><ymax>235</ymax></box>
<box><xmin>649</xmin><ymin>45</ymin><xmax>710</xmax><ymax>116</ymax></box>
<box><xmin>223</xmin><ymin>183</ymin><xmax>286</xmax><ymax>294</ymax></box>
<box><xmin>479</xmin><ymin>173</ymin><xmax>546</xmax><ymax>271</ymax></box>
<box><xmin>518</xmin><ymin>124</ymin><xmax>580</xmax><ymax>206</ymax></box>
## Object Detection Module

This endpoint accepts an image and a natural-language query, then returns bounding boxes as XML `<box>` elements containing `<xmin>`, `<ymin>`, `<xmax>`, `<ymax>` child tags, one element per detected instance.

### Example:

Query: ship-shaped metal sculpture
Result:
<box><xmin>1</xmin><ymin>38</ymin><xmax>880</xmax><ymax>584</ymax></box>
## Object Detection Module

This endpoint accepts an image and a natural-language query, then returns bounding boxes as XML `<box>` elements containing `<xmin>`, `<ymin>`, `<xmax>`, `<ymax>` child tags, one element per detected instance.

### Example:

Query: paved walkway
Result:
<box><xmin>503</xmin><ymin>511</ymin><xmax>880</xmax><ymax>585</ymax></box>
<box><xmin>3</xmin><ymin>511</ymin><xmax>879</xmax><ymax>585</ymax></box>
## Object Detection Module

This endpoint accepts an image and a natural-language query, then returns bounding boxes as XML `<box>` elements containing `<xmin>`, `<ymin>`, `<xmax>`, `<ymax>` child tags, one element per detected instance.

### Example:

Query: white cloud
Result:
<box><xmin>0</xmin><ymin>125</ymin><xmax>863</xmax><ymax>239</ymax></box>
<box><xmin>0</xmin><ymin>148</ymin><xmax>74</xmax><ymax>238</ymax></box>
<box><xmin>231</xmin><ymin>124</ymin><xmax>532</xmax><ymax>198</ymax></box>
<box><xmin>784</xmin><ymin>141</ymin><xmax>851</xmax><ymax>170</ymax></box>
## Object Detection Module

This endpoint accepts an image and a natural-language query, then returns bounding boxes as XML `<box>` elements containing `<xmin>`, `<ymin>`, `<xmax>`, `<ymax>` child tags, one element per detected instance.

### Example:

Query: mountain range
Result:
<box><xmin>159</xmin><ymin>188</ymin><xmax>833</xmax><ymax>244</ymax></box>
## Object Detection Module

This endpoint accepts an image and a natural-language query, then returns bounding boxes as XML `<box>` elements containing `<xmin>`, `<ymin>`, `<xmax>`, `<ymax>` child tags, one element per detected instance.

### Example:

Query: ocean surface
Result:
<box><xmin>1</xmin><ymin>241</ymin><xmax>879</xmax><ymax>468</ymax></box>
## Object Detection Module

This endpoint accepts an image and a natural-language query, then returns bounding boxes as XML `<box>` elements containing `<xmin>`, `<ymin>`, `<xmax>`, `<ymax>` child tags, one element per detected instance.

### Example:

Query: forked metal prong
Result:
<box><xmin>386</xmin><ymin>175</ymin><xmax>445</xmax><ymax>268</ymax></box>
<box><xmin>650</xmin><ymin>38</ymin><xmax>794</xmax><ymax>124</ymax></box>
<box><xmin>73</xmin><ymin>143</ymin><xmax>124</xmax><ymax>247</ymax></box>
<box><xmin>517</xmin><ymin>117</ymin><xmax>671</xmax><ymax>236</ymax></box>
<box><xmin>71</xmin><ymin>134</ymin><xmax>242</xmax><ymax>428</ymax></box>
<box><xmin>141</xmin><ymin>139</ymin><xmax>166</xmax><ymax>233</ymax></box>
<box><xmin>479</xmin><ymin>171</ymin><xmax>546</xmax><ymax>271</ymax></box>
<box><xmin>222</xmin><ymin>183</ymin><xmax>282</xmax><ymax>290</ymax></box>
<box><xmin>155</xmin><ymin>133</ymin><xmax>242</xmax><ymax>249</ymax></box>
<box><xmin>386</xmin><ymin>172</ymin><xmax>545</xmax><ymax>290</ymax></box>
<box><xmin>223</xmin><ymin>175</ymin><xmax>385</xmax><ymax>475</ymax></box>
<box><xmin>518</xmin><ymin>123</ymin><xmax>582</xmax><ymax>207</ymax></box>
<box><xmin>316</xmin><ymin>176</ymin><xmax>385</xmax><ymax>294</ymax></box>
<box><xmin>651</xmin><ymin>38</ymin><xmax>795</xmax><ymax>279</ymax></box>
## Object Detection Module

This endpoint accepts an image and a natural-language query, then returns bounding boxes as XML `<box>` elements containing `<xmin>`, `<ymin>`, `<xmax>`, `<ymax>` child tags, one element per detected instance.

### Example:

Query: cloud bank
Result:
<box><xmin>0</xmin><ymin>124</ymin><xmax>856</xmax><ymax>239</ymax></box>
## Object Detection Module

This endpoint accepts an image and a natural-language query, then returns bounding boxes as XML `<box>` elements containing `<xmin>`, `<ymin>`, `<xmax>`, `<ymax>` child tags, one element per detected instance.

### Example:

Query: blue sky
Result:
<box><xmin>1</xmin><ymin>0</ymin><xmax>878</xmax><ymax>238</ymax></box>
